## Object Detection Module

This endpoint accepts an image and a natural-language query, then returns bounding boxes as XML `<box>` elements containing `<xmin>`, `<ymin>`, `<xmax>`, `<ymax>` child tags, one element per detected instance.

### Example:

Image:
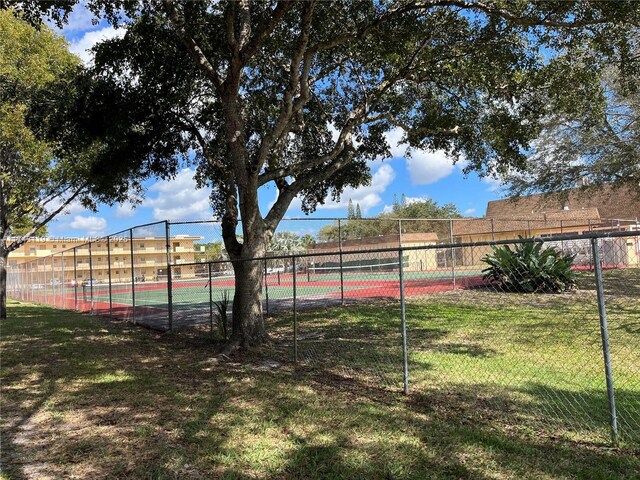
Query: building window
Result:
<box><xmin>115</xmin><ymin>270</ymin><xmax>119</xmax><ymax>274</ymax></box>
<box><xmin>53</xmin><ymin>245</ymin><xmax>57</xmax><ymax>249</ymax></box>
<box><xmin>62</xmin><ymin>244</ymin><xmax>66</xmax><ymax>248</ymax></box>
<box><xmin>139</xmin><ymin>243</ymin><xmax>145</xmax><ymax>248</ymax></box>
<box><xmin>29</xmin><ymin>246</ymin><xmax>36</xmax><ymax>252</ymax></box>
<box><xmin>38</xmin><ymin>245</ymin><xmax>46</xmax><ymax>250</ymax></box>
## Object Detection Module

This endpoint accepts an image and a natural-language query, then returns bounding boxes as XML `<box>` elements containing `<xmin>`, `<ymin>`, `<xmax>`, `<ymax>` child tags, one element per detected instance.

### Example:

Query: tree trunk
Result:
<box><xmin>0</xmin><ymin>250</ymin><xmax>8</xmax><ymax>320</ymax></box>
<box><xmin>229</xmin><ymin>253</ymin><xmax>268</xmax><ymax>347</ymax></box>
<box><xmin>221</xmin><ymin>209</ymin><xmax>270</xmax><ymax>348</ymax></box>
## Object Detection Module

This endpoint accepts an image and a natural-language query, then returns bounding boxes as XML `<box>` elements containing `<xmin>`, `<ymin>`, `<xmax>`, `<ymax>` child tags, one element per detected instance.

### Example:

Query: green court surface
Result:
<box><xmin>28</xmin><ymin>266</ymin><xmax>484</xmax><ymax>315</ymax></box>
<box><xmin>95</xmin><ymin>268</ymin><xmax>483</xmax><ymax>309</ymax></box>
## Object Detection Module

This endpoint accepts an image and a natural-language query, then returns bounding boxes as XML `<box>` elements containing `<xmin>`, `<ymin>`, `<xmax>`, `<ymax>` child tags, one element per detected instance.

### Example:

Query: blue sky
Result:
<box><xmin>46</xmin><ymin>5</ymin><xmax>505</xmax><ymax>239</ymax></box>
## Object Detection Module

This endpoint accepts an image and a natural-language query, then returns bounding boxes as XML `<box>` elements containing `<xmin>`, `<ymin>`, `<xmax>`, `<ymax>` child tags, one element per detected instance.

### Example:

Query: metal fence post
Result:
<box><xmin>129</xmin><ymin>229</ymin><xmax>136</xmax><ymax>324</ymax></box>
<box><xmin>28</xmin><ymin>261</ymin><xmax>33</xmax><ymax>302</ymax></box>
<box><xmin>165</xmin><ymin>221</ymin><xmax>173</xmax><ymax>331</ymax></box>
<box><xmin>338</xmin><ymin>219</ymin><xmax>344</xmax><ymax>305</ymax></box>
<box><xmin>50</xmin><ymin>255</ymin><xmax>55</xmax><ymax>307</ymax></box>
<box><xmin>293</xmin><ymin>255</ymin><xmax>298</xmax><ymax>363</ymax></box>
<box><xmin>106</xmin><ymin>235</ymin><xmax>113</xmax><ymax>318</ymax></box>
<box><xmin>89</xmin><ymin>241</ymin><xmax>94</xmax><ymax>314</ymax></box>
<box><xmin>73</xmin><ymin>248</ymin><xmax>78</xmax><ymax>310</ymax></box>
<box><xmin>56</xmin><ymin>254</ymin><xmax>60</xmax><ymax>307</ymax></box>
<box><xmin>33</xmin><ymin>258</ymin><xmax>37</xmax><ymax>303</ymax></box>
<box><xmin>61</xmin><ymin>251</ymin><xmax>65</xmax><ymax>309</ymax></box>
<box><xmin>449</xmin><ymin>219</ymin><xmax>456</xmax><ymax>289</ymax></box>
<box><xmin>208</xmin><ymin>262</ymin><xmax>213</xmax><ymax>337</ymax></box>
<box><xmin>591</xmin><ymin>237</ymin><xmax>619</xmax><ymax>445</ymax></box>
<box><xmin>41</xmin><ymin>257</ymin><xmax>46</xmax><ymax>304</ymax></box>
<box><xmin>399</xmin><ymin>248</ymin><xmax>409</xmax><ymax>395</ymax></box>
<box><xmin>263</xmin><ymin>259</ymin><xmax>269</xmax><ymax>316</ymax></box>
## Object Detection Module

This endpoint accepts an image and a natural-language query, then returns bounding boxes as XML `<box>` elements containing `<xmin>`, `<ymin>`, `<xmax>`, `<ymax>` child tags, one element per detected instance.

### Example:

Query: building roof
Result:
<box><xmin>452</xmin><ymin>208</ymin><xmax>602</xmax><ymax>236</ymax></box>
<box><xmin>486</xmin><ymin>184</ymin><xmax>640</xmax><ymax>220</ymax></box>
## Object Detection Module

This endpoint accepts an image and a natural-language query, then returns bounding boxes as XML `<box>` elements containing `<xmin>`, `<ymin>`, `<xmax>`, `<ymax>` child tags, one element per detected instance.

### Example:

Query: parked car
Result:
<box><xmin>81</xmin><ymin>278</ymin><xmax>99</xmax><ymax>287</ymax></box>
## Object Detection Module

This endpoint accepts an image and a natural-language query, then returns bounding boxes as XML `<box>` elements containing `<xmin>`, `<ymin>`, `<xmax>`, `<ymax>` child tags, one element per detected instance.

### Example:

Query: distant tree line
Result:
<box><xmin>318</xmin><ymin>197</ymin><xmax>463</xmax><ymax>243</ymax></box>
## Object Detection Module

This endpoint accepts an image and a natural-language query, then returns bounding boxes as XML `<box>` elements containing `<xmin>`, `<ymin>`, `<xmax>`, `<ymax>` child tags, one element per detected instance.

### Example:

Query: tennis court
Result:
<box><xmin>31</xmin><ymin>262</ymin><xmax>485</xmax><ymax>330</ymax></box>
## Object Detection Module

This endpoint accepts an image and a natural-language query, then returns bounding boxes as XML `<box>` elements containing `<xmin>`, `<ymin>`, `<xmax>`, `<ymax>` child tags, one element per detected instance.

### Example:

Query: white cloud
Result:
<box><xmin>381</xmin><ymin>127</ymin><xmax>457</xmax><ymax>185</ymax></box>
<box><xmin>69</xmin><ymin>215</ymin><xmax>107</xmax><ymax>236</ymax></box>
<box><xmin>481</xmin><ymin>175</ymin><xmax>503</xmax><ymax>192</ymax></box>
<box><xmin>381</xmin><ymin>205</ymin><xmax>394</xmax><ymax>214</ymax></box>
<box><xmin>464</xmin><ymin>208</ymin><xmax>477</xmax><ymax>215</ymax></box>
<box><xmin>143</xmin><ymin>168</ymin><xmax>212</xmax><ymax>221</ymax></box>
<box><xmin>385</xmin><ymin>128</ymin><xmax>408</xmax><ymax>158</ymax></box>
<box><xmin>381</xmin><ymin>195</ymin><xmax>433</xmax><ymax>214</ymax></box>
<box><xmin>406</xmin><ymin>149</ymin><xmax>456</xmax><ymax>185</ymax></box>
<box><xmin>51</xmin><ymin>4</ymin><xmax>97</xmax><ymax>33</ymax></box>
<box><xmin>115</xmin><ymin>202</ymin><xmax>137</xmax><ymax>218</ymax></box>
<box><xmin>287</xmin><ymin>164</ymin><xmax>395</xmax><ymax>215</ymax></box>
<box><xmin>69</xmin><ymin>26</ymin><xmax>125</xmax><ymax>64</ymax></box>
<box><xmin>55</xmin><ymin>199</ymin><xmax>86</xmax><ymax>216</ymax></box>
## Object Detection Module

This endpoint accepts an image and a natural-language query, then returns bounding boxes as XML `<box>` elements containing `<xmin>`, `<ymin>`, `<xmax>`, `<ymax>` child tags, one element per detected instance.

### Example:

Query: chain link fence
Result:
<box><xmin>6</xmin><ymin>222</ymin><xmax>639</xmax><ymax>447</ymax></box>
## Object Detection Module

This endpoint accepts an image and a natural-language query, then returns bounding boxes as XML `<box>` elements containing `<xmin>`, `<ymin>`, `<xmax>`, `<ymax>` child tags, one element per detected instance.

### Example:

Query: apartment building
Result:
<box><xmin>451</xmin><ymin>185</ymin><xmax>640</xmax><ymax>267</ymax></box>
<box><xmin>9</xmin><ymin>235</ymin><xmax>202</xmax><ymax>284</ymax></box>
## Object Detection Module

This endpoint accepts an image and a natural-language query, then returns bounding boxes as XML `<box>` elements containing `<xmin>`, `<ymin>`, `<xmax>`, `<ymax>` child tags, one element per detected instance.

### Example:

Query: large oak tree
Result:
<box><xmin>25</xmin><ymin>0</ymin><xmax>640</xmax><ymax>346</ymax></box>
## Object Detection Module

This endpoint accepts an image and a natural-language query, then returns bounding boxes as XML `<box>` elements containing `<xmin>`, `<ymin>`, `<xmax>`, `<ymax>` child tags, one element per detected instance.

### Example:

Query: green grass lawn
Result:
<box><xmin>1</xmin><ymin>269</ymin><xmax>639</xmax><ymax>479</ymax></box>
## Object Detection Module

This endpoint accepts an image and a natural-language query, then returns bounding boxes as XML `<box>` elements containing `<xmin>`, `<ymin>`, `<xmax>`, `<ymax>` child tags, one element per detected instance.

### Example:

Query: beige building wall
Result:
<box><xmin>9</xmin><ymin>236</ymin><xmax>202</xmax><ymax>284</ymax></box>
<box><xmin>453</xmin><ymin>221</ymin><xmax>640</xmax><ymax>269</ymax></box>
<box><xmin>307</xmin><ymin>233</ymin><xmax>439</xmax><ymax>271</ymax></box>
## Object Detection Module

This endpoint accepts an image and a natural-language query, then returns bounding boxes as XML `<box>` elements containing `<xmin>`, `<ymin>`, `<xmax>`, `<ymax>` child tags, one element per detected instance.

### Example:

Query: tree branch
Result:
<box><xmin>241</xmin><ymin>0</ymin><xmax>295</xmax><ymax>62</ymax></box>
<box><xmin>264</xmin><ymin>150</ymin><xmax>353</xmax><ymax>230</ymax></box>
<box><xmin>420</xmin><ymin>0</ymin><xmax>613</xmax><ymax>29</ymax></box>
<box><xmin>163</xmin><ymin>0</ymin><xmax>223</xmax><ymax>93</ymax></box>
<box><xmin>7</xmin><ymin>186</ymin><xmax>87</xmax><ymax>252</ymax></box>
<box><xmin>255</xmin><ymin>0</ymin><xmax>316</xmax><ymax>170</ymax></box>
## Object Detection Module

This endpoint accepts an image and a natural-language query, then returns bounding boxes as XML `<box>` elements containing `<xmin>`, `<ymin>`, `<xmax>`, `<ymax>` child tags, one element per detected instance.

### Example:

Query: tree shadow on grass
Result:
<box><xmin>3</xmin><ymin>301</ymin><xmax>639</xmax><ymax>479</ymax></box>
<box><xmin>576</xmin><ymin>268</ymin><xmax>640</xmax><ymax>298</ymax></box>
<box><xmin>281</xmin><ymin>370</ymin><xmax>639</xmax><ymax>479</ymax></box>
<box><xmin>1</xmin><ymin>303</ymin><xmax>230</xmax><ymax>478</ymax></box>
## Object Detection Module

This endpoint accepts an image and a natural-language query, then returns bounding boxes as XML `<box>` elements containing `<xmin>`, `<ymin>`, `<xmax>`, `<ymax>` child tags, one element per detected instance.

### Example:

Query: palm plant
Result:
<box><xmin>482</xmin><ymin>241</ymin><xmax>576</xmax><ymax>293</ymax></box>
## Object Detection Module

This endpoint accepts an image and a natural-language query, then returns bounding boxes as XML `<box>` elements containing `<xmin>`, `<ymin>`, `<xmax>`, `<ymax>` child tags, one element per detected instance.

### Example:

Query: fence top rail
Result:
<box><xmin>173</xmin><ymin>229</ymin><xmax>640</xmax><ymax>268</ymax></box>
<box><xmin>110</xmin><ymin>220</ymin><xmax>168</xmax><ymax>237</ymax></box>
<box><xmin>167</xmin><ymin>217</ymin><xmax>640</xmax><ymax>224</ymax></box>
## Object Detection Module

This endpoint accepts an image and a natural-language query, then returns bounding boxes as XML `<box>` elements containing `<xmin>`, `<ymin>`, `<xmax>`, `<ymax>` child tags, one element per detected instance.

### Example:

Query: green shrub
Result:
<box><xmin>482</xmin><ymin>241</ymin><xmax>576</xmax><ymax>293</ymax></box>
